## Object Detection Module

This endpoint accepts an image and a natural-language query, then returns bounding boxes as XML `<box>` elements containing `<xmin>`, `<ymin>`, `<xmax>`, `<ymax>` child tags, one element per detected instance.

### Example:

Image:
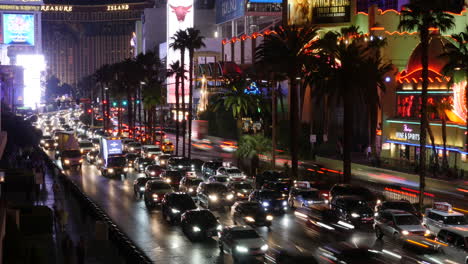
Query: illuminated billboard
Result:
<box><xmin>288</xmin><ymin>0</ymin><xmax>351</xmax><ymax>25</ymax></box>
<box><xmin>167</xmin><ymin>0</ymin><xmax>193</xmax><ymax>104</ymax></box>
<box><xmin>16</xmin><ymin>54</ymin><xmax>46</xmax><ymax>109</ymax></box>
<box><xmin>3</xmin><ymin>14</ymin><xmax>35</xmax><ymax>45</ymax></box>
<box><xmin>216</xmin><ymin>0</ymin><xmax>245</xmax><ymax>24</ymax></box>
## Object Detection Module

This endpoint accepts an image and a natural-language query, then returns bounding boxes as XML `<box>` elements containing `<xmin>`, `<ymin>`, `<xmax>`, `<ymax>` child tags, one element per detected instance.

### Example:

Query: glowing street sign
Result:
<box><xmin>166</xmin><ymin>0</ymin><xmax>193</xmax><ymax>104</ymax></box>
<box><xmin>16</xmin><ymin>54</ymin><xmax>46</xmax><ymax>109</ymax></box>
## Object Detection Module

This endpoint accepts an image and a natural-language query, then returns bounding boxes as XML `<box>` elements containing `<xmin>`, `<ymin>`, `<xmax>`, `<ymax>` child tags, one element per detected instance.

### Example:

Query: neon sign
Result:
<box><xmin>107</xmin><ymin>4</ymin><xmax>129</xmax><ymax>11</ymax></box>
<box><xmin>41</xmin><ymin>5</ymin><xmax>72</xmax><ymax>12</ymax></box>
<box><xmin>395</xmin><ymin>124</ymin><xmax>420</xmax><ymax>141</ymax></box>
<box><xmin>452</xmin><ymin>81</ymin><xmax>467</xmax><ymax>121</ymax></box>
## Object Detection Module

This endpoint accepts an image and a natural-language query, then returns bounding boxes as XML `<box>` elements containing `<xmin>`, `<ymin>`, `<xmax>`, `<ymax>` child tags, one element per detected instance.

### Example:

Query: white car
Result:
<box><xmin>423</xmin><ymin>203</ymin><xmax>468</xmax><ymax>235</ymax></box>
<box><xmin>141</xmin><ymin>145</ymin><xmax>162</xmax><ymax>159</ymax></box>
<box><xmin>216</xmin><ymin>167</ymin><xmax>246</xmax><ymax>181</ymax></box>
<box><xmin>218</xmin><ymin>226</ymin><xmax>268</xmax><ymax>262</ymax></box>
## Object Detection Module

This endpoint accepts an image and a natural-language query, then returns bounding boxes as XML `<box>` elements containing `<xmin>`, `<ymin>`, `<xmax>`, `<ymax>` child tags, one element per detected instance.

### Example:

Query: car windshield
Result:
<box><xmin>227</xmin><ymin>169</ymin><xmax>241</xmax><ymax>174</ymax></box>
<box><xmin>187</xmin><ymin>179</ymin><xmax>203</xmax><ymax>186</ymax></box>
<box><xmin>147</xmin><ymin>147</ymin><xmax>161</xmax><ymax>152</ymax></box>
<box><xmin>261</xmin><ymin>191</ymin><xmax>282</xmax><ymax>199</ymax></box>
<box><xmin>79</xmin><ymin>142</ymin><xmax>93</xmax><ymax>148</ymax></box>
<box><xmin>173</xmin><ymin>158</ymin><xmax>191</xmax><ymax>165</ymax></box>
<box><xmin>62</xmin><ymin>150</ymin><xmax>81</xmax><ymax>158</ymax></box>
<box><xmin>298</xmin><ymin>191</ymin><xmax>319</xmax><ymax>199</ymax></box>
<box><xmin>205</xmin><ymin>184</ymin><xmax>228</xmax><ymax>192</ymax></box>
<box><xmin>271</xmin><ymin>183</ymin><xmax>289</xmax><ymax>191</ymax></box>
<box><xmin>231</xmin><ymin>230</ymin><xmax>260</xmax><ymax>239</ymax></box>
<box><xmin>191</xmin><ymin>211</ymin><xmax>217</xmax><ymax>223</ymax></box>
<box><xmin>141</xmin><ymin>158</ymin><xmax>153</xmax><ymax>164</ymax></box>
<box><xmin>172</xmin><ymin>195</ymin><xmax>196</xmax><ymax>208</ymax></box>
<box><xmin>394</xmin><ymin>215</ymin><xmax>421</xmax><ymax>226</ymax></box>
<box><xmin>242</xmin><ymin>203</ymin><xmax>262</xmax><ymax>212</ymax></box>
<box><xmin>383</xmin><ymin>202</ymin><xmax>415</xmax><ymax>212</ymax></box>
<box><xmin>148</xmin><ymin>182</ymin><xmax>172</xmax><ymax>190</ymax></box>
<box><xmin>345</xmin><ymin>200</ymin><xmax>369</xmax><ymax>208</ymax></box>
<box><xmin>233</xmin><ymin>183</ymin><xmax>252</xmax><ymax>190</ymax></box>
<box><xmin>215</xmin><ymin>177</ymin><xmax>229</xmax><ymax>182</ymax></box>
<box><xmin>129</xmin><ymin>143</ymin><xmax>141</xmax><ymax>147</ymax></box>
<box><xmin>165</xmin><ymin>171</ymin><xmax>182</xmax><ymax>177</ymax></box>
<box><xmin>107</xmin><ymin>157</ymin><xmax>126</xmax><ymax>166</ymax></box>
<box><xmin>443</xmin><ymin>216</ymin><xmax>467</xmax><ymax>225</ymax></box>
<box><xmin>147</xmin><ymin>165</ymin><xmax>160</xmax><ymax>171</ymax></box>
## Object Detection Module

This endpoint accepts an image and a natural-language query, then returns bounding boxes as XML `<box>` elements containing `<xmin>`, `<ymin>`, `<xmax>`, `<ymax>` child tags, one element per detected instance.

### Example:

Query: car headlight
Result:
<box><xmin>165</xmin><ymin>178</ymin><xmax>171</xmax><ymax>183</ymax></box>
<box><xmin>150</xmin><ymin>172</ymin><xmax>156</xmax><ymax>176</ymax></box>
<box><xmin>123</xmin><ymin>168</ymin><xmax>128</xmax><ymax>172</ymax></box>
<box><xmin>108</xmin><ymin>168</ymin><xmax>114</xmax><ymax>173</ymax></box>
<box><xmin>80</xmin><ymin>149</ymin><xmax>84</xmax><ymax>153</ymax></box>
<box><xmin>147</xmin><ymin>154</ymin><xmax>152</xmax><ymax>157</ymax></box>
<box><xmin>171</xmin><ymin>208</ymin><xmax>180</xmax><ymax>214</ymax></box>
<box><xmin>351</xmin><ymin>213</ymin><xmax>360</xmax><ymax>218</ymax></box>
<box><xmin>54</xmin><ymin>143</ymin><xmax>58</xmax><ymax>146</ymax></box>
<box><xmin>261</xmin><ymin>244</ymin><xmax>268</xmax><ymax>251</ymax></box>
<box><xmin>40</xmin><ymin>140</ymin><xmax>45</xmax><ymax>144</ymax></box>
<box><xmin>130</xmin><ymin>147</ymin><xmax>134</xmax><ymax>151</ymax></box>
<box><xmin>209</xmin><ymin>195</ymin><xmax>218</xmax><ymax>201</ymax></box>
<box><xmin>262</xmin><ymin>202</ymin><xmax>270</xmax><ymax>207</ymax></box>
<box><xmin>152</xmin><ymin>194</ymin><xmax>159</xmax><ymax>200</ymax></box>
<box><xmin>425</xmin><ymin>230</ymin><xmax>431</xmax><ymax>235</ymax></box>
<box><xmin>237</xmin><ymin>192</ymin><xmax>244</xmax><ymax>197</ymax></box>
<box><xmin>178</xmin><ymin>165</ymin><xmax>183</xmax><ymax>168</ymax></box>
<box><xmin>45</xmin><ymin>143</ymin><xmax>49</xmax><ymax>147</ymax></box>
<box><xmin>377</xmin><ymin>199</ymin><xmax>382</xmax><ymax>204</ymax></box>
<box><xmin>266</xmin><ymin>215</ymin><xmax>273</xmax><ymax>221</ymax></box>
<box><xmin>282</xmin><ymin>201</ymin><xmax>287</xmax><ymax>206</ymax></box>
<box><xmin>188</xmin><ymin>188</ymin><xmax>194</xmax><ymax>192</ymax></box>
<box><xmin>217</xmin><ymin>225</ymin><xmax>222</xmax><ymax>231</ymax></box>
<box><xmin>64</xmin><ymin>160</ymin><xmax>70</xmax><ymax>164</ymax></box>
<box><xmin>139</xmin><ymin>187</ymin><xmax>145</xmax><ymax>191</ymax></box>
<box><xmin>235</xmin><ymin>246</ymin><xmax>248</xmax><ymax>253</ymax></box>
<box><xmin>161</xmin><ymin>161</ymin><xmax>166</xmax><ymax>165</ymax></box>
<box><xmin>79</xmin><ymin>159</ymin><xmax>83</xmax><ymax>163</ymax></box>
<box><xmin>282</xmin><ymin>193</ymin><xmax>287</xmax><ymax>197</ymax></box>
<box><xmin>245</xmin><ymin>216</ymin><xmax>255</xmax><ymax>222</ymax></box>
<box><xmin>226</xmin><ymin>194</ymin><xmax>234</xmax><ymax>200</ymax></box>
<box><xmin>402</xmin><ymin>230</ymin><xmax>409</xmax><ymax>236</ymax></box>
<box><xmin>193</xmin><ymin>226</ymin><xmax>201</xmax><ymax>232</ymax></box>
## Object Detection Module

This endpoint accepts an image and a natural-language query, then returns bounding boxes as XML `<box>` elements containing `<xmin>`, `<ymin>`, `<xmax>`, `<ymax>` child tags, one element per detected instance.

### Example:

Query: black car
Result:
<box><xmin>125</xmin><ymin>153</ymin><xmax>139</xmax><ymax>168</ymax></box>
<box><xmin>180</xmin><ymin>209</ymin><xmax>222</xmax><ymax>241</ymax></box>
<box><xmin>227</xmin><ymin>182</ymin><xmax>254</xmax><ymax>200</ymax></box>
<box><xmin>168</xmin><ymin>157</ymin><xmax>194</xmax><ymax>171</ymax></box>
<box><xmin>143</xmin><ymin>180</ymin><xmax>173</xmax><ymax>209</ymax></box>
<box><xmin>255</xmin><ymin>170</ymin><xmax>290</xmax><ymax>189</ymax></box>
<box><xmin>249</xmin><ymin>189</ymin><xmax>288</xmax><ymax>214</ymax></box>
<box><xmin>375</xmin><ymin>200</ymin><xmax>421</xmax><ymax>219</ymax></box>
<box><xmin>201</xmin><ymin>160</ymin><xmax>223</xmax><ymax>178</ymax></box>
<box><xmin>197</xmin><ymin>182</ymin><xmax>235</xmax><ymax>209</ymax></box>
<box><xmin>86</xmin><ymin>150</ymin><xmax>99</xmax><ymax>164</ymax></box>
<box><xmin>161</xmin><ymin>170</ymin><xmax>184</xmax><ymax>189</ymax></box>
<box><xmin>161</xmin><ymin>192</ymin><xmax>197</xmax><ymax>224</ymax></box>
<box><xmin>133</xmin><ymin>177</ymin><xmax>154</xmax><ymax>199</ymax></box>
<box><xmin>145</xmin><ymin>165</ymin><xmax>164</xmax><ymax>177</ymax></box>
<box><xmin>329</xmin><ymin>184</ymin><xmax>379</xmax><ymax>208</ymax></box>
<box><xmin>330</xmin><ymin>195</ymin><xmax>374</xmax><ymax>226</ymax></box>
<box><xmin>190</xmin><ymin>159</ymin><xmax>205</xmax><ymax>172</ymax></box>
<box><xmin>262</xmin><ymin>181</ymin><xmax>290</xmax><ymax>199</ymax></box>
<box><xmin>179</xmin><ymin>177</ymin><xmax>204</xmax><ymax>197</ymax></box>
<box><xmin>134</xmin><ymin>157</ymin><xmax>154</xmax><ymax>172</ymax></box>
<box><xmin>232</xmin><ymin>201</ymin><xmax>273</xmax><ymax>227</ymax></box>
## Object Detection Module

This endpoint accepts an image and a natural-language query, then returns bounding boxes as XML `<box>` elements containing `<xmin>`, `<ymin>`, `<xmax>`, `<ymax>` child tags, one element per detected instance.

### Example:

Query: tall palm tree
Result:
<box><xmin>256</xmin><ymin>25</ymin><xmax>319</xmax><ymax>179</ymax></box>
<box><xmin>435</xmin><ymin>99</ymin><xmax>452</xmax><ymax>170</ymax></box>
<box><xmin>94</xmin><ymin>64</ymin><xmax>113</xmax><ymax>131</ymax></box>
<box><xmin>441</xmin><ymin>25</ymin><xmax>468</xmax><ymax>152</ymax></box>
<box><xmin>399</xmin><ymin>0</ymin><xmax>454</xmax><ymax>208</ymax></box>
<box><xmin>170</xmin><ymin>29</ymin><xmax>190</xmax><ymax>156</ymax></box>
<box><xmin>185</xmin><ymin>28</ymin><xmax>206</xmax><ymax>159</ymax></box>
<box><xmin>167</xmin><ymin>61</ymin><xmax>184</xmax><ymax>156</ymax></box>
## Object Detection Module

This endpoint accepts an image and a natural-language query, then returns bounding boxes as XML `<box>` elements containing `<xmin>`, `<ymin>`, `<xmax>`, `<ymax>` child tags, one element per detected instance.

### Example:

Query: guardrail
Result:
<box><xmin>38</xmin><ymin>148</ymin><xmax>153</xmax><ymax>264</ymax></box>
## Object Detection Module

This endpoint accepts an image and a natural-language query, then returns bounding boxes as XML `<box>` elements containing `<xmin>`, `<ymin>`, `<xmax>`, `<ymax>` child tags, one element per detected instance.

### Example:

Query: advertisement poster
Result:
<box><xmin>288</xmin><ymin>0</ymin><xmax>350</xmax><ymax>25</ymax></box>
<box><xmin>167</xmin><ymin>0</ymin><xmax>193</xmax><ymax>104</ymax></box>
<box><xmin>215</xmin><ymin>0</ymin><xmax>245</xmax><ymax>24</ymax></box>
<box><xmin>3</xmin><ymin>13</ymin><xmax>35</xmax><ymax>45</ymax></box>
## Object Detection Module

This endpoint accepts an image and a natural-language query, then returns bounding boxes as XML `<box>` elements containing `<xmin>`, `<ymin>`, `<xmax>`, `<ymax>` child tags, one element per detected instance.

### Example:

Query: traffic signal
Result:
<box><xmin>136</xmin><ymin>100</ymin><xmax>140</xmax><ymax>104</ymax></box>
<box><xmin>87</xmin><ymin>109</ymin><xmax>92</xmax><ymax>114</ymax></box>
<box><xmin>103</xmin><ymin>100</ymin><xmax>107</xmax><ymax>104</ymax></box>
<box><xmin>112</xmin><ymin>102</ymin><xmax>117</xmax><ymax>107</ymax></box>
<box><xmin>122</xmin><ymin>100</ymin><xmax>128</xmax><ymax>106</ymax></box>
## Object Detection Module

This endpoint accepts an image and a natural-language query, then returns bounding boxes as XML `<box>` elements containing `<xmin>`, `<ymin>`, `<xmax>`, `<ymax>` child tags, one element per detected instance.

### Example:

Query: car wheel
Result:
<box><xmin>289</xmin><ymin>200</ymin><xmax>295</xmax><ymax>209</ymax></box>
<box><xmin>134</xmin><ymin>190</ymin><xmax>138</xmax><ymax>198</ymax></box>
<box><xmin>393</xmin><ymin>232</ymin><xmax>400</xmax><ymax>241</ymax></box>
<box><xmin>219</xmin><ymin>242</ymin><xmax>224</xmax><ymax>253</ymax></box>
<box><xmin>375</xmin><ymin>227</ymin><xmax>384</xmax><ymax>239</ymax></box>
<box><xmin>233</xmin><ymin>218</ymin><xmax>237</xmax><ymax>225</ymax></box>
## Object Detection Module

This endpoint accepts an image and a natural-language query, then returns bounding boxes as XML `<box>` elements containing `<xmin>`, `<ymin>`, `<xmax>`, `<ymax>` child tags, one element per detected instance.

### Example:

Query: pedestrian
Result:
<box><xmin>76</xmin><ymin>236</ymin><xmax>86</xmax><ymax>264</ymax></box>
<box><xmin>366</xmin><ymin>145</ymin><xmax>371</xmax><ymax>160</ymax></box>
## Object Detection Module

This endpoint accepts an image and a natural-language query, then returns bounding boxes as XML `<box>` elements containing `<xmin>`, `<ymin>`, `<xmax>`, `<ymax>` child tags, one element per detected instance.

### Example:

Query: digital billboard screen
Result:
<box><xmin>3</xmin><ymin>14</ymin><xmax>35</xmax><ymax>45</ymax></box>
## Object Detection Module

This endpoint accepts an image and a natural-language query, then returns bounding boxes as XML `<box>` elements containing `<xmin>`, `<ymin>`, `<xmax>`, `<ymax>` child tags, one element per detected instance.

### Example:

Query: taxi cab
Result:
<box><xmin>423</xmin><ymin>202</ymin><xmax>468</xmax><ymax>235</ymax></box>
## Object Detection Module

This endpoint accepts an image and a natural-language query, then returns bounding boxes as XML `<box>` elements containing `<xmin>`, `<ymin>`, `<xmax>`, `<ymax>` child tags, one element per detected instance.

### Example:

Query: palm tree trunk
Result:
<box><xmin>426</xmin><ymin>124</ymin><xmax>438</xmax><ymax>177</ymax></box>
<box><xmin>419</xmin><ymin>30</ymin><xmax>429</xmax><ymax>210</ymax></box>
<box><xmin>442</xmin><ymin>117</ymin><xmax>448</xmax><ymax>171</ymax></box>
<box><xmin>188</xmin><ymin>49</ymin><xmax>194</xmax><ymax>159</ymax></box>
<box><xmin>181</xmin><ymin>49</ymin><xmax>186</xmax><ymax>157</ymax></box>
<box><xmin>117</xmin><ymin>102</ymin><xmax>122</xmax><ymax>135</ymax></box>
<box><xmin>101</xmin><ymin>83</ymin><xmax>105</xmax><ymax>130</ymax></box>
<box><xmin>289</xmin><ymin>78</ymin><xmax>299</xmax><ymax>179</ymax></box>
<box><xmin>138</xmin><ymin>85</ymin><xmax>142</xmax><ymax>134</ymax></box>
<box><xmin>369</xmin><ymin>105</ymin><xmax>378</xmax><ymax>163</ymax></box>
<box><xmin>127</xmin><ymin>87</ymin><xmax>133</xmax><ymax>135</ymax></box>
<box><xmin>343</xmin><ymin>90</ymin><xmax>353</xmax><ymax>183</ymax></box>
<box><xmin>105</xmin><ymin>88</ymin><xmax>110</xmax><ymax>132</ymax></box>
<box><xmin>143</xmin><ymin>107</ymin><xmax>147</xmax><ymax>142</ymax></box>
<box><xmin>271</xmin><ymin>82</ymin><xmax>278</xmax><ymax>168</ymax></box>
<box><xmin>175</xmin><ymin>74</ymin><xmax>180</xmax><ymax>156</ymax></box>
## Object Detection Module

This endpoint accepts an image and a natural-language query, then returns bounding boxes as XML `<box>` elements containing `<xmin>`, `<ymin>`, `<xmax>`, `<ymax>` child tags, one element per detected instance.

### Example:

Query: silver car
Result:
<box><xmin>374</xmin><ymin>209</ymin><xmax>429</xmax><ymax>241</ymax></box>
<box><xmin>436</xmin><ymin>227</ymin><xmax>468</xmax><ymax>264</ymax></box>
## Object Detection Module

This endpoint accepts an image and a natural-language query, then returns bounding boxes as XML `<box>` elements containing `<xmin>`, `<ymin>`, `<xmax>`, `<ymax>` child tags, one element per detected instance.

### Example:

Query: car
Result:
<box><xmin>91</xmin><ymin>138</ymin><xmax>100</xmax><ymax>149</ymax></box>
<box><xmin>329</xmin><ymin>184</ymin><xmax>379</xmax><ymax>208</ymax></box>
<box><xmin>190</xmin><ymin>159</ymin><xmax>204</xmax><ymax>172</ymax></box>
<box><xmin>121</xmin><ymin>138</ymin><xmax>135</xmax><ymax>149</ymax></box>
<box><xmin>423</xmin><ymin>202</ymin><xmax>468</xmax><ymax>235</ymax></box>
<box><xmin>40</xmin><ymin>135</ymin><xmax>52</xmax><ymax>147</ymax></box>
<box><xmin>126</xmin><ymin>142</ymin><xmax>142</xmax><ymax>153</ymax></box>
<box><xmin>180</xmin><ymin>209</ymin><xmax>222</xmax><ymax>241</ymax></box>
<box><xmin>216</xmin><ymin>166</ymin><xmax>246</xmax><ymax>181</ymax></box>
<box><xmin>375</xmin><ymin>200</ymin><xmax>421</xmax><ymax>219</ymax></box>
<box><xmin>168</xmin><ymin>157</ymin><xmax>195</xmax><ymax>171</ymax></box>
<box><xmin>61</xmin><ymin>150</ymin><xmax>83</xmax><ymax>170</ymax></box>
<box><xmin>288</xmin><ymin>188</ymin><xmax>325</xmax><ymax>208</ymax></box>
<box><xmin>330</xmin><ymin>196</ymin><xmax>374</xmax><ymax>227</ymax></box>
<box><xmin>155</xmin><ymin>154</ymin><xmax>172</xmax><ymax>168</ymax></box>
<box><xmin>218</xmin><ymin>226</ymin><xmax>269</xmax><ymax>263</ymax></box>
<box><xmin>42</xmin><ymin>138</ymin><xmax>57</xmax><ymax>150</ymax></box>
<box><xmin>208</xmin><ymin>175</ymin><xmax>230</xmax><ymax>185</ymax></box>
<box><xmin>143</xmin><ymin>180</ymin><xmax>173</xmax><ymax>209</ymax></box>
<box><xmin>125</xmin><ymin>153</ymin><xmax>139</xmax><ymax>168</ymax></box>
<box><xmin>78</xmin><ymin>140</ymin><xmax>94</xmax><ymax>155</ymax></box>
<box><xmin>133</xmin><ymin>177</ymin><xmax>154</xmax><ymax>199</ymax></box>
<box><xmin>161</xmin><ymin>170</ymin><xmax>183</xmax><ymax>189</ymax></box>
<box><xmin>141</xmin><ymin>144</ymin><xmax>162</xmax><ymax>159</ymax></box>
<box><xmin>86</xmin><ymin>150</ymin><xmax>99</xmax><ymax>164</ymax></box>
<box><xmin>255</xmin><ymin>170</ymin><xmax>289</xmax><ymax>189</ymax></box>
<box><xmin>179</xmin><ymin>177</ymin><xmax>204</xmax><ymax>197</ymax></box>
<box><xmin>316</xmin><ymin>242</ymin><xmax>386</xmax><ymax>264</ymax></box>
<box><xmin>161</xmin><ymin>142</ymin><xmax>174</xmax><ymax>153</ymax></box>
<box><xmin>161</xmin><ymin>192</ymin><xmax>197</xmax><ymax>224</ymax></box>
<box><xmin>134</xmin><ymin>157</ymin><xmax>154</xmax><ymax>172</ymax></box>
<box><xmin>227</xmin><ymin>182</ymin><xmax>254</xmax><ymax>200</ymax></box>
<box><xmin>435</xmin><ymin>227</ymin><xmax>468</xmax><ymax>264</ymax></box>
<box><xmin>76</xmin><ymin>134</ymin><xmax>88</xmax><ymax>141</ymax></box>
<box><xmin>262</xmin><ymin>181</ymin><xmax>291</xmax><ymax>198</ymax></box>
<box><xmin>231</xmin><ymin>201</ymin><xmax>273</xmax><ymax>227</ymax></box>
<box><xmin>100</xmin><ymin>155</ymin><xmax>128</xmax><ymax>177</ymax></box>
<box><xmin>249</xmin><ymin>189</ymin><xmax>287</xmax><ymax>214</ymax></box>
<box><xmin>201</xmin><ymin>160</ymin><xmax>223</xmax><ymax>178</ymax></box>
<box><xmin>144</xmin><ymin>165</ymin><xmax>164</xmax><ymax>177</ymax></box>
<box><xmin>374</xmin><ymin>209</ymin><xmax>430</xmax><ymax>241</ymax></box>
<box><xmin>197</xmin><ymin>182</ymin><xmax>235</xmax><ymax>209</ymax></box>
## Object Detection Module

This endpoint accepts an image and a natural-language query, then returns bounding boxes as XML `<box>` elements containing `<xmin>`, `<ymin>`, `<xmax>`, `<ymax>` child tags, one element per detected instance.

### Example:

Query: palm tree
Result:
<box><xmin>435</xmin><ymin>99</ymin><xmax>453</xmax><ymax>170</ymax></box>
<box><xmin>256</xmin><ymin>25</ymin><xmax>319</xmax><ymax>179</ymax></box>
<box><xmin>94</xmin><ymin>64</ymin><xmax>113</xmax><ymax>130</ymax></box>
<box><xmin>399</xmin><ymin>0</ymin><xmax>454</xmax><ymax>208</ymax></box>
<box><xmin>236</xmin><ymin>134</ymin><xmax>272</xmax><ymax>176</ymax></box>
<box><xmin>170</xmin><ymin>29</ymin><xmax>190</xmax><ymax>156</ymax></box>
<box><xmin>185</xmin><ymin>28</ymin><xmax>206</xmax><ymax>159</ymax></box>
<box><xmin>167</xmin><ymin>61</ymin><xmax>185</xmax><ymax>156</ymax></box>
<box><xmin>441</xmin><ymin>25</ymin><xmax>468</xmax><ymax>152</ymax></box>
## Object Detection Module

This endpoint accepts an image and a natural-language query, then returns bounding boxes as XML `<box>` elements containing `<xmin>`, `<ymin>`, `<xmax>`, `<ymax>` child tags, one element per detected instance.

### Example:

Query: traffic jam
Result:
<box><xmin>36</xmin><ymin>109</ymin><xmax>468</xmax><ymax>264</ymax></box>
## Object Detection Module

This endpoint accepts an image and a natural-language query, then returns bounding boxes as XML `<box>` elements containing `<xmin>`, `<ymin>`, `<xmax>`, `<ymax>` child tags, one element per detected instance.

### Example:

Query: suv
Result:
<box><xmin>201</xmin><ymin>160</ymin><xmax>223</xmax><ymax>178</ymax></box>
<box><xmin>168</xmin><ymin>157</ymin><xmax>194</xmax><ymax>171</ymax></box>
<box><xmin>141</xmin><ymin>145</ymin><xmax>162</xmax><ymax>159</ymax></box>
<box><xmin>330</xmin><ymin>184</ymin><xmax>379</xmax><ymax>208</ymax></box>
<box><xmin>216</xmin><ymin>166</ymin><xmax>246</xmax><ymax>181</ymax></box>
<box><xmin>143</xmin><ymin>180</ymin><xmax>173</xmax><ymax>209</ymax></box>
<box><xmin>179</xmin><ymin>177</ymin><xmax>204</xmax><ymax>197</ymax></box>
<box><xmin>374</xmin><ymin>209</ymin><xmax>429</xmax><ymax>241</ymax></box>
<box><xmin>197</xmin><ymin>182</ymin><xmax>235</xmax><ymax>209</ymax></box>
<box><xmin>161</xmin><ymin>192</ymin><xmax>197</xmax><ymax>224</ymax></box>
<box><xmin>100</xmin><ymin>155</ymin><xmax>128</xmax><ymax>177</ymax></box>
<box><xmin>249</xmin><ymin>189</ymin><xmax>288</xmax><ymax>214</ymax></box>
<box><xmin>61</xmin><ymin>149</ymin><xmax>83</xmax><ymax>170</ymax></box>
<box><xmin>436</xmin><ymin>227</ymin><xmax>468</xmax><ymax>264</ymax></box>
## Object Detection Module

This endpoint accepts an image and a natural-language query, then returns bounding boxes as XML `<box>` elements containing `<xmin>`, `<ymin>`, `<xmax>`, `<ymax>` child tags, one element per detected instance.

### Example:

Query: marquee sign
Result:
<box><xmin>288</xmin><ymin>0</ymin><xmax>351</xmax><ymax>25</ymax></box>
<box><xmin>394</xmin><ymin>124</ymin><xmax>420</xmax><ymax>142</ymax></box>
<box><xmin>41</xmin><ymin>5</ymin><xmax>72</xmax><ymax>12</ymax></box>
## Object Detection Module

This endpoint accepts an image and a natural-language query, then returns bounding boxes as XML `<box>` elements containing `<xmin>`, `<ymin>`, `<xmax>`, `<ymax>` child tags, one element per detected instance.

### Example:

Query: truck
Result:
<box><xmin>53</xmin><ymin>130</ymin><xmax>82</xmax><ymax>170</ymax></box>
<box><xmin>98</xmin><ymin>137</ymin><xmax>128</xmax><ymax>177</ymax></box>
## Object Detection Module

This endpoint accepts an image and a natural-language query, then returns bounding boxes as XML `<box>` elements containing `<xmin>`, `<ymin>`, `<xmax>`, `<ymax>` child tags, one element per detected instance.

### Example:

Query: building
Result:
<box><xmin>41</xmin><ymin>1</ymin><xmax>151</xmax><ymax>87</ymax></box>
